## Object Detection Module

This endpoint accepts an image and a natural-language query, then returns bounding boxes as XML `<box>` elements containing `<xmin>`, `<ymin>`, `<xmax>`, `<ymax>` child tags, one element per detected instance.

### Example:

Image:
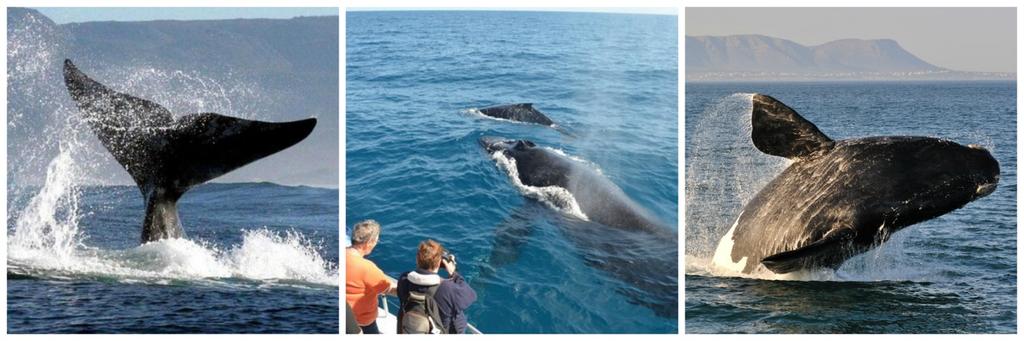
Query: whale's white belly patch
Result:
<box><xmin>711</xmin><ymin>214</ymin><xmax>748</xmax><ymax>275</ymax></box>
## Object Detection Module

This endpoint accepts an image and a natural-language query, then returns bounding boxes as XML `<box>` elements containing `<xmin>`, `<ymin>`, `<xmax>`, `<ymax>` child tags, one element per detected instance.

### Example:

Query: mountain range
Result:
<box><xmin>686</xmin><ymin>34</ymin><xmax>1014</xmax><ymax>81</ymax></box>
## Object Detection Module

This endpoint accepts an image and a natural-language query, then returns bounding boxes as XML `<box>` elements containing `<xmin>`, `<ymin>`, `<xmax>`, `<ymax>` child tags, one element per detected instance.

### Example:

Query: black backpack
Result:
<box><xmin>398</xmin><ymin>284</ymin><xmax>448</xmax><ymax>334</ymax></box>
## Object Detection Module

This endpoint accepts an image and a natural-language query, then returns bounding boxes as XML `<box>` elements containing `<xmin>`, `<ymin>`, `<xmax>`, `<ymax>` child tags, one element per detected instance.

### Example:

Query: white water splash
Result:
<box><xmin>489</xmin><ymin>149</ymin><xmax>589</xmax><ymax>221</ymax></box>
<box><xmin>8</xmin><ymin>146</ymin><xmax>83</xmax><ymax>266</ymax></box>
<box><xmin>10</xmin><ymin>191</ymin><xmax>339</xmax><ymax>287</ymax></box>
<box><xmin>6</xmin><ymin>149</ymin><xmax>335</xmax><ymax>285</ymax></box>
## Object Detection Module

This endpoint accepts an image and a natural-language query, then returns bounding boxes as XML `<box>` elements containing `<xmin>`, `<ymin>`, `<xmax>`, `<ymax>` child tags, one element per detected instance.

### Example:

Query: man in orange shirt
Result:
<box><xmin>345</xmin><ymin>219</ymin><xmax>396</xmax><ymax>334</ymax></box>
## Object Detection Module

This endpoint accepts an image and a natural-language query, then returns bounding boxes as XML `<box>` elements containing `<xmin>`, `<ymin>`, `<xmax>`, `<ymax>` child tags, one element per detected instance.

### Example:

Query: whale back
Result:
<box><xmin>479</xmin><ymin>103</ymin><xmax>555</xmax><ymax>126</ymax></box>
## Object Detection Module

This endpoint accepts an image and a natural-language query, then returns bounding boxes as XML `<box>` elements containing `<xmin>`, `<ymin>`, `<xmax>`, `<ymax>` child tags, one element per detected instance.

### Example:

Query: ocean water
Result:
<box><xmin>347</xmin><ymin>11</ymin><xmax>678</xmax><ymax>333</ymax></box>
<box><xmin>7</xmin><ymin>181</ymin><xmax>340</xmax><ymax>333</ymax></box>
<box><xmin>685</xmin><ymin>81</ymin><xmax>1016</xmax><ymax>333</ymax></box>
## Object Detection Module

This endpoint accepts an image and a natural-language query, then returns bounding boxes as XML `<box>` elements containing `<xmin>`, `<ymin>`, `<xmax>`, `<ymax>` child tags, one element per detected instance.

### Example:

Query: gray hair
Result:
<box><xmin>351</xmin><ymin>219</ymin><xmax>381</xmax><ymax>245</ymax></box>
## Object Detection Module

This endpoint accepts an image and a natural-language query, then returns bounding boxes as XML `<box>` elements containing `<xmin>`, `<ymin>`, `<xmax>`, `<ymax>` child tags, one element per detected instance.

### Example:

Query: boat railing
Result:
<box><xmin>381</xmin><ymin>274</ymin><xmax>482</xmax><ymax>334</ymax></box>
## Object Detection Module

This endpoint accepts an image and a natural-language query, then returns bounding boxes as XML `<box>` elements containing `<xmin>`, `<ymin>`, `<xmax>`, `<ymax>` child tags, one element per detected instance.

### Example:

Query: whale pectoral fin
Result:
<box><xmin>761</xmin><ymin>228</ymin><xmax>856</xmax><ymax>273</ymax></box>
<box><xmin>751</xmin><ymin>94</ymin><xmax>835</xmax><ymax>159</ymax></box>
<box><xmin>168</xmin><ymin>113</ymin><xmax>317</xmax><ymax>189</ymax></box>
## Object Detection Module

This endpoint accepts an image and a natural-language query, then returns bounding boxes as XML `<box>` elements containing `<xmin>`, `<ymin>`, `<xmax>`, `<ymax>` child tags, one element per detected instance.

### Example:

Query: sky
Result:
<box><xmin>34</xmin><ymin>7</ymin><xmax>338</xmax><ymax>24</ymax></box>
<box><xmin>686</xmin><ymin>8</ymin><xmax>1016</xmax><ymax>73</ymax></box>
<box><xmin>347</xmin><ymin>7</ymin><xmax>677</xmax><ymax>15</ymax></box>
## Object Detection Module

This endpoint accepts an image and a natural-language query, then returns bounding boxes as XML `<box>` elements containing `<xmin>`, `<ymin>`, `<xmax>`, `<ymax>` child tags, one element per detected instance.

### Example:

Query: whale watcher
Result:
<box><xmin>397</xmin><ymin>239</ymin><xmax>478</xmax><ymax>334</ymax></box>
<box><xmin>346</xmin><ymin>220</ymin><xmax>397</xmax><ymax>334</ymax></box>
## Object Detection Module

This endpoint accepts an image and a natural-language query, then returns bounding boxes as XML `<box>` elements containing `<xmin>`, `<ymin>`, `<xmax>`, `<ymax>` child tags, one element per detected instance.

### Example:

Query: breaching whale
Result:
<box><xmin>713</xmin><ymin>94</ymin><xmax>1000</xmax><ymax>275</ymax></box>
<box><xmin>62</xmin><ymin>59</ymin><xmax>316</xmax><ymax>243</ymax></box>
<box><xmin>479</xmin><ymin>136</ymin><xmax>677</xmax><ymax>316</ymax></box>
<box><xmin>478</xmin><ymin>103</ymin><xmax>555</xmax><ymax>126</ymax></box>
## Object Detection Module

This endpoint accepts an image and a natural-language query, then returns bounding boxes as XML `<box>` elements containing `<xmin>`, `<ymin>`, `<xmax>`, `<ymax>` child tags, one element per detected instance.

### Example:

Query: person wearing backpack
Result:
<box><xmin>397</xmin><ymin>239</ymin><xmax>477</xmax><ymax>334</ymax></box>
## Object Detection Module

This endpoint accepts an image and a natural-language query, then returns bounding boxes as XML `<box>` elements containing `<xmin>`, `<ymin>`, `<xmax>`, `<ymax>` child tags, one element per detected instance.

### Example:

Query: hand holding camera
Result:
<box><xmin>442</xmin><ymin>251</ymin><xmax>457</xmax><ymax>275</ymax></box>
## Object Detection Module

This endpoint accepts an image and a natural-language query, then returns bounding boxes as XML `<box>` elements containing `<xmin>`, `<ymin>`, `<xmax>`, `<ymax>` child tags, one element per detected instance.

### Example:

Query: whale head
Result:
<box><xmin>479</xmin><ymin>136</ymin><xmax>536</xmax><ymax>155</ymax></box>
<box><xmin>891</xmin><ymin>138</ymin><xmax>1001</xmax><ymax>205</ymax></box>
<box><xmin>966</xmin><ymin>144</ymin><xmax>1001</xmax><ymax>198</ymax></box>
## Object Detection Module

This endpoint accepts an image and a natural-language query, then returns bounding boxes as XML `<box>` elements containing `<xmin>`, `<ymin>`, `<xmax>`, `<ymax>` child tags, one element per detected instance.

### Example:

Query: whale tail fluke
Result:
<box><xmin>751</xmin><ymin>94</ymin><xmax>834</xmax><ymax>160</ymax></box>
<box><xmin>63</xmin><ymin>59</ymin><xmax>316</xmax><ymax>243</ymax></box>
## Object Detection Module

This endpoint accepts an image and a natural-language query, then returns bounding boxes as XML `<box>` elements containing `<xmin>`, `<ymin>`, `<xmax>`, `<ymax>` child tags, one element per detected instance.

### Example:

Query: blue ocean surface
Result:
<box><xmin>347</xmin><ymin>11</ymin><xmax>678</xmax><ymax>333</ymax></box>
<box><xmin>685</xmin><ymin>81</ymin><xmax>1016</xmax><ymax>333</ymax></box>
<box><xmin>7</xmin><ymin>182</ymin><xmax>339</xmax><ymax>333</ymax></box>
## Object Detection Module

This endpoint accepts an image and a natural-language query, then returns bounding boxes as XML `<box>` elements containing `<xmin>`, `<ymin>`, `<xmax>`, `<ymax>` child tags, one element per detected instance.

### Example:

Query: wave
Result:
<box><xmin>8</xmin><ymin>150</ymin><xmax>337</xmax><ymax>289</ymax></box>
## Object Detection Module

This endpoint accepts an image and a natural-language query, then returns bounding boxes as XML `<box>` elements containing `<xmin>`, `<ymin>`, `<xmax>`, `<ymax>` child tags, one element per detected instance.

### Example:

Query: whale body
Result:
<box><xmin>63</xmin><ymin>59</ymin><xmax>316</xmax><ymax>243</ymax></box>
<box><xmin>713</xmin><ymin>94</ymin><xmax>1000</xmax><ymax>275</ymax></box>
<box><xmin>480</xmin><ymin>136</ymin><xmax>668</xmax><ymax>232</ymax></box>
<box><xmin>480</xmin><ymin>136</ymin><xmax>677</xmax><ymax>316</ymax></box>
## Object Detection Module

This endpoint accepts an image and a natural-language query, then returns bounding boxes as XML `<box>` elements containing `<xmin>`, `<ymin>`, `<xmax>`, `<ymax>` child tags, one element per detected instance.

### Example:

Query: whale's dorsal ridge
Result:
<box><xmin>751</xmin><ymin>94</ymin><xmax>835</xmax><ymax>160</ymax></box>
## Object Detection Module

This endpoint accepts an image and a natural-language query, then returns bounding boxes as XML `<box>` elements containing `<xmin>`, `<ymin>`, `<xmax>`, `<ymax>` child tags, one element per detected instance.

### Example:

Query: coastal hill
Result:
<box><xmin>686</xmin><ymin>34</ymin><xmax>1013</xmax><ymax>81</ymax></box>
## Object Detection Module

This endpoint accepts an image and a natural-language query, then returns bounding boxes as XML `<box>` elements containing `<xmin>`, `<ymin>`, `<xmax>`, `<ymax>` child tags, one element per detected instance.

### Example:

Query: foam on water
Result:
<box><xmin>8</xmin><ymin>147</ymin><xmax>337</xmax><ymax>288</ymax></box>
<box><xmin>488</xmin><ymin>149</ymin><xmax>589</xmax><ymax>221</ymax></box>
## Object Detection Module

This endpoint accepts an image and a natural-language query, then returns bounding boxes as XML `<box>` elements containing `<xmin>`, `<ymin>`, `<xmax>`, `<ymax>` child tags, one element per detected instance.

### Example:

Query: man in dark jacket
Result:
<box><xmin>397</xmin><ymin>239</ymin><xmax>477</xmax><ymax>334</ymax></box>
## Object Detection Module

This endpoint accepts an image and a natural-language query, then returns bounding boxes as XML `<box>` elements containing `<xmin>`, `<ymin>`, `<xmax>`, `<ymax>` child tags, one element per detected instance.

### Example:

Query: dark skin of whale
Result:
<box><xmin>480</xmin><ymin>136</ymin><xmax>677</xmax><ymax>317</ymax></box>
<box><xmin>63</xmin><ymin>59</ymin><xmax>316</xmax><ymax>243</ymax></box>
<box><xmin>480</xmin><ymin>136</ymin><xmax>670</xmax><ymax>233</ymax></box>
<box><xmin>478</xmin><ymin>103</ymin><xmax>555</xmax><ymax>126</ymax></box>
<box><xmin>720</xmin><ymin>94</ymin><xmax>1000</xmax><ymax>274</ymax></box>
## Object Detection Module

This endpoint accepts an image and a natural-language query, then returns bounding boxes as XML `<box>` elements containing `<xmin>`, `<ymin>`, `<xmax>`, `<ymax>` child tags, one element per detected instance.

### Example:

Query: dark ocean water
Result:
<box><xmin>685</xmin><ymin>81</ymin><xmax>1016</xmax><ymax>333</ymax></box>
<box><xmin>347</xmin><ymin>11</ymin><xmax>678</xmax><ymax>333</ymax></box>
<box><xmin>7</xmin><ymin>183</ymin><xmax>339</xmax><ymax>333</ymax></box>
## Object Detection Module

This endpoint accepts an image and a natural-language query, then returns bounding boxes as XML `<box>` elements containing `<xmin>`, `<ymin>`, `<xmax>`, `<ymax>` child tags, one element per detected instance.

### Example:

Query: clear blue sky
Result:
<box><xmin>34</xmin><ymin>7</ymin><xmax>338</xmax><ymax>24</ymax></box>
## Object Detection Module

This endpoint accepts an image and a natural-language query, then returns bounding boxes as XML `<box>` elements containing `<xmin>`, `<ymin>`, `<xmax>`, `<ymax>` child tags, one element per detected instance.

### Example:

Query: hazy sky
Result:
<box><xmin>687</xmin><ymin>8</ymin><xmax>1016</xmax><ymax>73</ymax></box>
<box><xmin>34</xmin><ymin>7</ymin><xmax>338</xmax><ymax>24</ymax></box>
<box><xmin>347</xmin><ymin>7</ymin><xmax>677</xmax><ymax>15</ymax></box>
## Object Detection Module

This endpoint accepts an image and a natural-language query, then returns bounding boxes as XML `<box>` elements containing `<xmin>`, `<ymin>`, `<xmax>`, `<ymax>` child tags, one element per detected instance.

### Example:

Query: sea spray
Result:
<box><xmin>685</xmin><ymin>93</ymin><xmax>788</xmax><ymax>260</ymax></box>
<box><xmin>228</xmin><ymin>228</ymin><xmax>337</xmax><ymax>286</ymax></box>
<box><xmin>8</xmin><ymin>146</ymin><xmax>83</xmax><ymax>266</ymax></box>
